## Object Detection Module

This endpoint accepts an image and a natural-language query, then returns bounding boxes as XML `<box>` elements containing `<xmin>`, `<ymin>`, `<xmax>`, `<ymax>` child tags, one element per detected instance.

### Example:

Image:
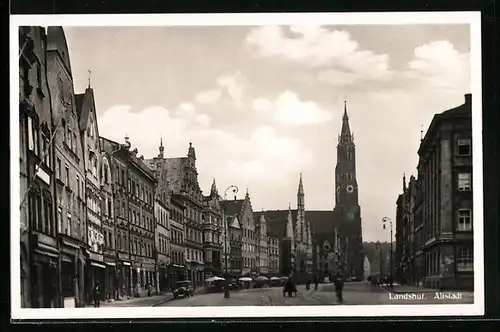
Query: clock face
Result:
<box><xmin>346</xmin><ymin>185</ymin><xmax>354</xmax><ymax>193</ymax></box>
<box><xmin>323</xmin><ymin>240</ymin><xmax>331</xmax><ymax>251</ymax></box>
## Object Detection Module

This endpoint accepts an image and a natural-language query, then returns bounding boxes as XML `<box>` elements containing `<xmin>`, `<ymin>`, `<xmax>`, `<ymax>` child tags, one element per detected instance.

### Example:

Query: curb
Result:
<box><xmin>150</xmin><ymin>296</ymin><xmax>175</xmax><ymax>307</ymax></box>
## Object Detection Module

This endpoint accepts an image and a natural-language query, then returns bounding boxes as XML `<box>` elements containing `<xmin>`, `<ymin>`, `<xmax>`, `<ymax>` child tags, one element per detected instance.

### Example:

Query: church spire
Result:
<box><xmin>188</xmin><ymin>141</ymin><xmax>196</xmax><ymax>160</ymax></box>
<box><xmin>298</xmin><ymin>173</ymin><xmax>304</xmax><ymax>195</ymax></box>
<box><xmin>159</xmin><ymin>137</ymin><xmax>164</xmax><ymax>158</ymax></box>
<box><xmin>340</xmin><ymin>100</ymin><xmax>352</xmax><ymax>142</ymax></box>
<box><xmin>210</xmin><ymin>178</ymin><xmax>218</xmax><ymax>196</ymax></box>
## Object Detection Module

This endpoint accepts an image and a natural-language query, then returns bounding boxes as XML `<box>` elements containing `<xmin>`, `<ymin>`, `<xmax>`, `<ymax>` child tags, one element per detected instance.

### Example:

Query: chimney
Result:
<box><xmin>465</xmin><ymin>93</ymin><xmax>472</xmax><ymax>105</ymax></box>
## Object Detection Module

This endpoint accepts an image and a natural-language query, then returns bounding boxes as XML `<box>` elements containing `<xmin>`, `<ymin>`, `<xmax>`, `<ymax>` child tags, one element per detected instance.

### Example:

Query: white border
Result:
<box><xmin>10</xmin><ymin>12</ymin><xmax>483</xmax><ymax>320</ymax></box>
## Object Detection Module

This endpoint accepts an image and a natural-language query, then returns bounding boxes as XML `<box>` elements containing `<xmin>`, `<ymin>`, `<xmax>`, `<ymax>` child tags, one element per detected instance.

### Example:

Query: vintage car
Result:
<box><xmin>172</xmin><ymin>280</ymin><xmax>194</xmax><ymax>299</ymax></box>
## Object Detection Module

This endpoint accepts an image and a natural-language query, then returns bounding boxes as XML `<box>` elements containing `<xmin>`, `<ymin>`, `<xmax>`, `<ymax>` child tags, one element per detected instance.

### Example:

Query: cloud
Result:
<box><xmin>98</xmin><ymin>104</ymin><xmax>313</xmax><ymax>197</ymax></box>
<box><xmin>402</xmin><ymin>40</ymin><xmax>470</xmax><ymax>91</ymax></box>
<box><xmin>253</xmin><ymin>91</ymin><xmax>334</xmax><ymax>126</ymax></box>
<box><xmin>245</xmin><ymin>26</ymin><xmax>393</xmax><ymax>85</ymax></box>
<box><xmin>216</xmin><ymin>71</ymin><xmax>247</xmax><ymax>106</ymax></box>
<box><xmin>195</xmin><ymin>88</ymin><xmax>222</xmax><ymax>104</ymax></box>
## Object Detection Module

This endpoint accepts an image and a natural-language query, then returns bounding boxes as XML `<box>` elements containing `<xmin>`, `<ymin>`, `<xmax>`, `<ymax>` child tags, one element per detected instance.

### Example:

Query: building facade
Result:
<box><xmin>202</xmin><ymin>180</ymin><xmax>223</xmax><ymax>279</ymax></box>
<box><xmin>46</xmin><ymin>26</ymin><xmax>88</xmax><ymax>308</ymax></box>
<box><xmin>125</xmin><ymin>138</ymin><xmax>157</xmax><ymax>297</ymax></box>
<box><xmin>145</xmin><ymin>139</ymin><xmax>171</xmax><ymax>293</ymax></box>
<box><xmin>169</xmin><ymin>196</ymin><xmax>187</xmax><ymax>288</ymax></box>
<box><xmin>100</xmin><ymin>151</ymin><xmax>116</xmax><ymax>300</ymax></box>
<box><xmin>240</xmin><ymin>191</ymin><xmax>257</xmax><ymax>277</ymax></box>
<box><xmin>267</xmin><ymin>232</ymin><xmax>280</xmax><ymax>276</ymax></box>
<box><xmin>165</xmin><ymin>143</ymin><xmax>204</xmax><ymax>288</ymax></box>
<box><xmin>255</xmin><ymin>212</ymin><xmax>269</xmax><ymax>276</ymax></box>
<box><xmin>19</xmin><ymin>26</ymin><xmax>59</xmax><ymax>308</ymax></box>
<box><xmin>100</xmin><ymin>137</ymin><xmax>132</xmax><ymax>299</ymax></box>
<box><xmin>396</xmin><ymin>93</ymin><xmax>473</xmax><ymax>290</ymax></box>
<box><xmin>76</xmin><ymin>87</ymin><xmax>107</xmax><ymax>305</ymax></box>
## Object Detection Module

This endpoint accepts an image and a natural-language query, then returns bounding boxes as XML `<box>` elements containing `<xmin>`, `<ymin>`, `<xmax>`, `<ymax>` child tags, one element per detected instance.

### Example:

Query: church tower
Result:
<box><xmin>333</xmin><ymin>101</ymin><xmax>363</xmax><ymax>280</ymax></box>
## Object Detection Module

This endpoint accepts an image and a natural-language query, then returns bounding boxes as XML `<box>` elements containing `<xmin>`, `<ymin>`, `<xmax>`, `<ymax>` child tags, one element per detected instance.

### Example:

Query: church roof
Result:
<box><xmin>255</xmin><ymin>209</ymin><xmax>337</xmax><ymax>238</ymax></box>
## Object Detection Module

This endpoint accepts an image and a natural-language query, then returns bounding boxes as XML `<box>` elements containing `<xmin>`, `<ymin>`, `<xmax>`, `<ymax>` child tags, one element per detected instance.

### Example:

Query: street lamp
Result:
<box><xmin>382</xmin><ymin>217</ymin><xmax>393</xmax><ymax>288</ymax></box>
<box><xmin>221</xmin><ymin>185</ymin><xmax>239</xmax><ymax>299</ymax></box>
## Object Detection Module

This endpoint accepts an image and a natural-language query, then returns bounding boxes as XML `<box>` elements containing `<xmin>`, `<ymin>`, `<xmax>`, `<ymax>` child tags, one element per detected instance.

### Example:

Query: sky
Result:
<box><xmin>63</xmin><ymin>24</ymin><xmax>471</xmax><ymax>242</ymax></box>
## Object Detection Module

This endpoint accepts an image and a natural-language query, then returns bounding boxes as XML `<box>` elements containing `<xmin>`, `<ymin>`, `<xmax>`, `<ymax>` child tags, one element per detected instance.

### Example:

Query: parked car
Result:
<box><xmin>172</xmin><ymin>280</ymin><xmax>193</xmax><ymax>299</ymax></box>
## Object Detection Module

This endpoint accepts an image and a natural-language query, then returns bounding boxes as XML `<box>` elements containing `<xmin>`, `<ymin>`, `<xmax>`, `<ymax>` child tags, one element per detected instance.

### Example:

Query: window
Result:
<box><xmin>27</xmin><ymin>116</ymin><xmax>39</xmax><ymax>154</ymax></box>
<box><xmin>76</xmin><ymin>176</ymin><xmax>80</xmax><ymax>196</ymax></box>
<box><xmin>65</xmin><ymin>165</ymin><xmax>69</xmax><ymax>185</ymax></box>
<box><xmin>458</xmin><ymin>173</ymin><xmax>471</xmax><ymax>191</ymax></box>
<box><xmin>67</xmin><ymin>127</ymin><xmax>73</xmax><ymax>148</ymax></box>
<box><xmin>67</xmin><ymin>213</ymin><xmax>72</xmax><ymax>236</ymax></box>
<box><xmin>457</xmin><ymin>209</ymin><xmax>472</xmax><ymax>231</ymax></box>
<box><xmin>57</xmin><ymin>206</ymin><xmax>63</xmax><ymax>233</ymax></box>
<box><xmin>56</xmin><ymin>158</ymin><xmax>61</xmax><ymax>179</ymax></box>
<box><xmin>457</xmin><ymin>139</ymin><xmax>471</xmax><ymax>156</ymax></box>
<box><xmin>456</xmin><ymin>248</ymin><xmax>473</xmax><ymax>272</ymax></box>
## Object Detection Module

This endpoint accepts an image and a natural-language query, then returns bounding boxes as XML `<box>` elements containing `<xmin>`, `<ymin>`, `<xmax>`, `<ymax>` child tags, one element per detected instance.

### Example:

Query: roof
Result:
<box><xmin>76</xmin><ymin>87</ymin><xmax>97</xmax><ymax>131</ymax></box>
<box><xmin>255</xmin><ymin>209</ymin><xmax>337</xmax><ymax>239</ymax></box>
<box><xmin>419</xmin><ymin>94</ymin><xmax>471</xmax><ymax>155</ymax></box>
<box><xmin>220</xmin><ymin>199</ymin><xmax>245</xmax><ymax>216</ymax></box>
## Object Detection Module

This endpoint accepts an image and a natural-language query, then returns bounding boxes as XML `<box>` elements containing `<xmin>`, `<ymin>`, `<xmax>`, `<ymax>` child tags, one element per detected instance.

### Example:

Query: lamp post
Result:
<box><xmin>382</xmin><ymin>217</ymin><xmax>393</xmax><ymax>288</ymax></box>
<box><xmin>222</xmin><ymin>185</ymin><xmax>239</xmax><ymax>299</ymax></box>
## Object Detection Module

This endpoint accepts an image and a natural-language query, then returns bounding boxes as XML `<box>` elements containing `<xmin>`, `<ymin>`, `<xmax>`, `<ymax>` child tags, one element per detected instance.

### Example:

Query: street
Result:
<box><xmin>155</xmin><ymin>282</ymin><xmax>474</xmax><ymax>306</ymax></box>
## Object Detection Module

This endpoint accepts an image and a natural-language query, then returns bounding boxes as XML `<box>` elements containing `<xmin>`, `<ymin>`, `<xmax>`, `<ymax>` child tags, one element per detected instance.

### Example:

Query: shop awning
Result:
<box><xmin>91</xmin><ymin>262</ymin><xmax>106</xmax><ymax>269</ymax></box>
<box><xmin>105</xmin><ymin>262</ymin><xmax>116</xmax><ymax>266</ymax></box>
<box><xmin>123</xmin><ymin>262</ymin><xmax>131</xmax><ymax>266</ymax></box>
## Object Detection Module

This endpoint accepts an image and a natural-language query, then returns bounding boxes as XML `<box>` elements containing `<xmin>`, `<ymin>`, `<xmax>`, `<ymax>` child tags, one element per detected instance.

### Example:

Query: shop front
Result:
<box><xmin>103</xmin><ymin>255</ymin><xmax>116</xmax><ymax>301</ymax></box>
<box><xmin>116</xmin><ymin>251</ymin><xmax>131</xmax><ymax>299</ymax></box>
<box><xmin>58</xmin><ymin>236</ymin><xmax>86</xmax><ymax>307</ymax></box>
<box><xmin>131</xmin><ymin>257</ymin><xmax>156</xmax><ymax>297</ymax></box>
<box><xmin>85</xmin><ymin>251</ymin><xmax>106</xmax><ymax>304</ymax></box>
<box><xmin>168</xmin><ymin>264</ymin><xmax>186</xmax><ymax>290</ymax></box>
<box><xmin>31</xmin><ymin>233</ymin><xmax>60</xmax><ymax>308</ymax></box>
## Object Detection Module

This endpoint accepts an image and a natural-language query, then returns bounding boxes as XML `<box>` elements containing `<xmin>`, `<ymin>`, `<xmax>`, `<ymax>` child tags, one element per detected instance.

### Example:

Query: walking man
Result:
<box><xmin>93</xmin><ymin>281</ymin><xmax>101</xmax><ymax>308</ymax></box>
<box><xmin>334</xmin><ymin>273</ymin><xmax>344</xmax><ymax>303</ymax></box>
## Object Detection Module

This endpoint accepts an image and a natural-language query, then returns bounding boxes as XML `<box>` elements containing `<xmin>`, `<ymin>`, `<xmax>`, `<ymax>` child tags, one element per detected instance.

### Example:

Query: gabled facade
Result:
<box><xmin>240</xmin><ymin>191</ymin><xmax>257</xmax><ymax>277</ymax></box>
<box><xmin>99</xmin><ymin>151</ymin><xmax>116</xmax><ymax>300</ymax></box>
<box><xmin>227</xmin><ymin>214</ymin><xmax>242</xmax><ymax>276</ymax></box>
<box><xmin>76</xmin><ymin>87</ymin><xmax>107</xmax><ymax>304</ymax></box>
<box><xmin>164</xmin><ymin>143</ymin><xmax>204</xmax><ymax>288</ymax></box>
<box><xmin>202</xmin><ymin>179</ymin><xmax>223</xmax><ymax>278</ymax></box>
<box><xmin>19</xmin><ymin>26</ymin><xmax>59</xmax><ymax>308</ymax></box>
<box><xmin>145</xmin><ymin>139</ymin><xmax>171</xmax><ymax>293</ymax></box>
<box><xmin>255</xmin><ymin>212</ymin><xmax>269</xmax><ymax>275</ymax></box>
<box><xmin>100</xmin><ymin>136</ymin><xmax>132</xmax><ymax>299</ymax></box>
<box><xmin>46</xmin><ymin>26</ymin><xmax>88</xmax><ymax>307</ymax></box>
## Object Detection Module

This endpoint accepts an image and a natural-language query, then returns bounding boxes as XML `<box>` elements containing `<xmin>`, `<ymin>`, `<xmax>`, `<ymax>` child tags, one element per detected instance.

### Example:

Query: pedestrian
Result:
<box><xmin>93</xmin><ymin>281</ymin><xmax>101</xmax><ymax>308</ymax></box>
<box><xmin>334</xmin><ymin>273</ymin><xmax>344</xmax><ymax>303</ymax></box>
<box><xmin>306</xmin><ymin>279</ymin><xmax>311</xmax><ymax>291</ymax></box>
<box><xmin>313</xmin><ymin>275</ymin><xmax>319</xmax><ymax>291</ymax></box>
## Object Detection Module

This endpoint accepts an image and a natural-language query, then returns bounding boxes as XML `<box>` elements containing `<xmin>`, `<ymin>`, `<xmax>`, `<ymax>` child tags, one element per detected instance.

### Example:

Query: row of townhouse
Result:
<box><xmin>18</xmin><ymin>26</ymin><xmax>284</xmax><ymax>308</ymax></box>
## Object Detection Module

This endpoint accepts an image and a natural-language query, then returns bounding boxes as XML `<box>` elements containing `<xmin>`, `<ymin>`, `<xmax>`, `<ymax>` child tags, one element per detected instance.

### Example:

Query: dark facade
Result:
<box><xmin>46</xmin><ymin>26</ymin><xmax>88</xmax><ymax>308</ymax></box>
<box><xmin>396</xmin><ymin>93</ymin><xmax>473</xmax><ymax>290</ymax></box>
<box><xmin>19</xmin><ymin>26</ymin><xmax>60</xmax><ymax>308</ymax></box>
<box><xmin>220</xmin><ymin>200</ymin><xmax>244</xmax><ymax>277</ymax></box>
<box><xmin>267</xmin><ymin>231</ymin><xmax>280</xmax><ymax>276</ymax></box>
<box><xmin>100</xmin><ymin>137</ymin><xmax>132</xmax><ymax>299</ymax></box>
<box><xmin>169</xmin><ymin>196</ymin><xmax>187</xmax><ymax>289</ymax></box>
<box><xmin>165</xmin><ymin>143</ymin><xmax>204</xmax><ymax>288</ymax></box>
<box><xmin>202</xmin><ymin>180</ymin><xmax>223</xmax><ymax>279</ymax></box>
